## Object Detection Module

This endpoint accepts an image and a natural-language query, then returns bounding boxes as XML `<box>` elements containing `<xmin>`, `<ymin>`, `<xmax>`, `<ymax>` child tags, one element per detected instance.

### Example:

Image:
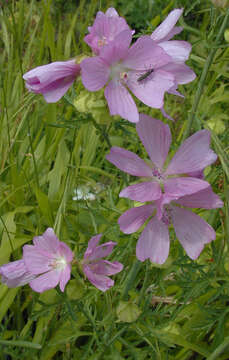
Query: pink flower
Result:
<box><xmin>0</xmin><ymin>260</ymin><xmax>35</xmax><ymax>288</ymax></box>
<box><xmin>0</xmin><ymin>228</ymin><xmax>73</xmax><ymax>293</ymax></box>
<box><xmin>106</xmin><ymin>114</ymin><xmax>217</xmax><ymax>202</ymax></box>
<box><xmin>119</xmin><ymin>188</ymin><xmax>223</xmax><ymax>264</ymax></box>
<box><xmin>22</xmin><ymin>228</ymin><xmax>73</xmax><ymax>293</ymax></box>
<box><xmin>84</xmin><ymin>8</ymin><xmax>131</xmax><ymax>55</ymax></box>
<box><xmin>82</xmin><ymin>234</ymin><xmax>123</xmax><ymax>292</ymax></box>
<box><xmin>150</xmin><ymin>9</ymin><xmax>196</xmax><ymax>118</ymax></box>
<box><xmin>23</xmin><ymin>60</ymin><xmax>81</xmax><ymax>103</ymax></box>
<box><xmin>81</xmin><ymin>30</ymin><xmax>174</xmax><ymax>123</ymax></box>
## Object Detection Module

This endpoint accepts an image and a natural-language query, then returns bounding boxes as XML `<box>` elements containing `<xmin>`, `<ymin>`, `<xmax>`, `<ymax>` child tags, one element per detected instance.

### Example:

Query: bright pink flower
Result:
<box><xmin>84</xmin><ymin>8</ymin><xmax>131</xmax><ymax>55</ymax></box>
<box><xmin>106</xmin><ymin>114</ymin><xmax>217</xmax><ymax>201</ymax></box>
<box><xmin>119</xmin><ymin>188</ymin><xmax>223</xmax><ymax>264</ymax></box>
<box><xmin>23</xmin><ymin>60</ymin><xmax>81</xmax><ymax>103</ymax></box>
<box><xmin>23</xmin><ymin>228</ymin><xmax>73</xmax><ymax>293</ymax></box>
<box><xmin>82</xmin><ymin>234</ymin><xmax>123</xmax><ymax>292</ymax></box>
<box><xmin>0</xmin><ymin>260</ymin><xmax>35</xmax><ymax>288</ymax></box>
<box><xmin>81</xmin><ymin>30</ymin><xmax>174</xmax><ymax>123</ymax></box>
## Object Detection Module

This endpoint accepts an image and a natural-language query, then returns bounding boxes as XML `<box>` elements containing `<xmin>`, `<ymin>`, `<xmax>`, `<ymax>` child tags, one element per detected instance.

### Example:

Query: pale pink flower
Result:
<box><xmin>23</xmin><ymin>60</ymin><xmax>81</xmax><ymax>103</ymax></box>
<box><xmin>106</xmin><ymin>114</ymin><xmax>217</xmax><ymax>202</ymax></box>
<box><xmin>22</xmin><ymin>228</ymin><xmax>73</xmax><ymax>293</ymax></box>
<box><xmin>82</xmin><ymin>234</ymin><xmax>123</xmax><ymax>292</ymax></box>
<box><xmin>84</xmin><ymin>8</ymin><xmax>131</xmax><ymax>55</ymax></box>
<box><xmin>81</xmin><ymin>30</ymin><xmax>174</xmax><ymax>123</ymax></box>
<box><xmin>0</xmin><ymin>260</ymin><xmax>35</xmax><ymax>288</ymax></box>
<box><xmin>119</xmin><ymin>188</ymin><xmax>222</xmax><ymax>264</ymax></box>
<box><xmin>150</xmin><ymin>8</ymin><xmax>196</xmax><ymax>118</ymax></box>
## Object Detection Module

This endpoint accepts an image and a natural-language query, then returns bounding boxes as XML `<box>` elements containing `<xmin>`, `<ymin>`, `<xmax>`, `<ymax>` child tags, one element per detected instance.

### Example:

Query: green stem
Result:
<box><xmin>27</xmin><ymin>118</ymin><xmax>40</xmax><ymax>189</ymax></box>
<box><xmin>122</xmin><ymin>259</ymin><xmax>142</xmax><ymax>300</ymax></box>
<box><xmin>54</xmin><ymin>128</ymin><xmax>77</xmax><ymax>236</ymax></box>
<box><xmin>183</xmin><ymin>9</ymin><xmax>229</xmax><ymax>140</ymax></box>
<box><xmin>207</xmin><ymin>336</ymin><xmax>229</xmax><ymax>360</ymax></box>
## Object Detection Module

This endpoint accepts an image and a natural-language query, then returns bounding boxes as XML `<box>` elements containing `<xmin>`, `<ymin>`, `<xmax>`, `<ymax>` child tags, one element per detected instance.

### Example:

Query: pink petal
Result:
<box><xmin>127</xmin><ymin>69</ymin><xmax>175</xmax><ymax>109</ymax></box>
<box><xmin>162</xmin><ymin>26</ymin><xmax>183</xmax><ymax>41</ymax></box>
<box><xmin>151</xmin><ymin>9</ymin><xmax>183</xmax><ymax>42</ymax></box>
<box><xmin>23</xmin><ymin>60</ymin><xmax>80</xmax><ymax>85</ymax></box>
<box><xmin>100</xmin><ymin>29</ymin><xmax>132</xmax><ymax>63</ymax></box>
<box><xmin>136</xmin><ymin>114</ymin><xmax>171</xmax><ymax>168</ymax></box>
<box><xmin>164</xmin><ymin>177</ymin><xmax>210</xmax><ymax>198</ymax></box>
<box><xmin>105</xmin><ymin>8</ymin><xmax>119</xmax><ymax>16</ymax></box>
<box><xmin>166</xmin><ymin>130</ymin><xmax>217</xmax><ymax>175</ymax></box>
<box><xmin>119</xmin><ymin>181</ymin><xmax>161</xmax><ymax>202</ymax></box>
<box><xmin>81</xmin><ymin>57</ymin><xmax>110</xmax><ymax>91</ymax></box>
<box><xmin>88</xmin><ymin>260</ymin><xmax>123</xmax><ymax>275</ymax></box>
<box><xmin>175</xmin><ymin>186</ymin><xmax>223</xmax><ymax>209</ymax></box>
<box><xmin>118</xmin><ymin>205</ymin><xmax>154</xmax><ymax>234</ymax></box>
<box><xmin>123</xmin><ymin>36</ymin><xmax>171</xmax><ymax>70</ymax></box>
<box><xmin>136</xmin><ymin>217</ymin><xmax>170</xmax><ymax>264</ymax></box>
<box><xmin>42</xmin><ymin>77</ymin><xmax>76</xmax><ymax>103</ymax></box>
<box><xmin>59</xmin><ymin>264</ymin><xmax>71</xmax><ymax>292</ymax></box>
<box><xmin>104</xmin><ymin>80</ymin><xmax>139</xmax><ymax>123</ymax></box>
<box><xmin>86</xmin><ymin>241</ymin><xmax>116</xmax><ymax>261</ymax></box>
<box><xmin>84</xmin><ymin>234</ymin><xmax>103</xmax><ymax>260</ymax></box>
<box><xmin>159</xmin><ymin>41</ymin><xmax>191</xmax><ymax>63</ymax></box>
<box><xmin>161</xmin><ymin>63</ymin><xmax>196</xmax><ymax>84</ymax></box>
<box><xmin>33</xmin><ymin>228</ymin><xmax>60</xmax><ymax>254</ymax></box>
<box><xmin>23</xmin><ymin>245</ymin><xmax>52</xmax><ymax>275</ymax></box>
<box><xmin>106</xmin><ymin>146</ymin><xmax>152</xmax><ymax>177</ymax></box>
<box><xmin>29</xmin><ymin>269</ymin><xmax>61</xmax><ymax>293</ymax></box>
<box><xmin>0</xmin><ymin>260</ymin><xmax>35</xmax><ymax>288</ymax></box>
<box><xmin>83</xmin><ymin>265</ymin><xmax>114</xmax><ymax>292</ymax></box>
<box><xmin>187</xmin><ymin>170</ymin><xmax>204</xmax><ymax>179</ymax></box>
<box><xmin>171</xmin><ymin>206</ymin><xmax>215</xmax><ymax>260</ymax></box>
<box><xmin>59</xmin><ymin>242</ymin><xmax>73</xmax><ymax>263</ymax></box>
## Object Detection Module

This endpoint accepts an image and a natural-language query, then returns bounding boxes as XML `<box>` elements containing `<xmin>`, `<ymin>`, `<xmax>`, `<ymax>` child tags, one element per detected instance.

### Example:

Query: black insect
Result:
<box><xmin>137</xmin><ymin>68</ymin><xmax>154</xmax><ymax>82</ymax></box>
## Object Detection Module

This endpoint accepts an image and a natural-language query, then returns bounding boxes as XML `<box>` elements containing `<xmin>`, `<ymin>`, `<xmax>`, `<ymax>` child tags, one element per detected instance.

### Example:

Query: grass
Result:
<box><xmin>0</xmin><ymin>0</ymin><xmax>229</xmax><ymax>359</ymax></box>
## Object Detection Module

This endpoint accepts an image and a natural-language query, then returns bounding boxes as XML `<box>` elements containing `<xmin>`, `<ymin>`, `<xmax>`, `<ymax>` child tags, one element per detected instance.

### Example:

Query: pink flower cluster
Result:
<box><xmin>0</xmin><ymin>229</ymin><xmax>123</xmax><ymax>293</ymax></box>
<box><xmin>23</xmin><ymin>8</ymin><xmax>195</xmax><ymax>122</ymax></box>
<box><xmin>107</xmin><ymin>115</ymin><xmax>223</xmax><ymax>264</ymax></box>
<box><xmin>15</xmin><ymin>8</ymin><xmax>223</xmax><ymax>294</ymax></box>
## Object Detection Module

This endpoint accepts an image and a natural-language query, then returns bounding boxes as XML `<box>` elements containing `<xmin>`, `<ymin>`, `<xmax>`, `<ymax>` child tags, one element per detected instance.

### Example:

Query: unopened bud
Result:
<box><xmin>224</xmin><ymin>29</ymin><xmax>229</xmax><ymax>42</ymax></box>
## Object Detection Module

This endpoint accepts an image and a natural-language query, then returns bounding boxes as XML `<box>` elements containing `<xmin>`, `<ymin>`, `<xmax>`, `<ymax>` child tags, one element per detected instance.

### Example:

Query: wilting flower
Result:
<box><xmin>23</xmin><ymin>60</ymin><xmax>81</xmax><ymax>103</ymax></box>
<box><xmin>106</xmin><ymin>114</ymin><xmax>217</xmax><ymax>202</ymax></box>
<box><xmin>0</xmin><ymin>228</ymin><xmax>73</xmax><ymax>293</ymax></box>
<box><xmin>119</xmin><ymin>188</ymin><xmax>223</xmax><ymax>264</ymax></box>
<box><xmin>0</xmin><ymin>260</ymin><xmax>35</xmax><ymax>288</ymax></box>
<box><xmin>84</xmin><ymin>8</ymin><xmax>131</xmax><ymax>55</ymax></box>
<box><xmin>81</xmin><ymin>30</ymin><xmax>174</xmax><ymax>123</ymax></box>
<box><xmin>82</xmin><ymin>234</ymin><xmax>123</xmax><ymax>292</ymax></box>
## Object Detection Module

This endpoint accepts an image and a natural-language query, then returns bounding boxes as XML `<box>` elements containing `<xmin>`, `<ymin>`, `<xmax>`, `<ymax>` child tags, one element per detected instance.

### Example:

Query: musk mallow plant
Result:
<box><xmin>81</xmin><ymin>7</ymin><xmax>196</xmax><ymax>122</ymax></box>
<box><xmin>106</xmin><ymin>115</ymin><xmax>223</xmax><ymax>263</ymax></box>
<box><xmin>0</xmin><ymin>229</ymin><xmax>123</xmax><ymax>293</ymax></box>
<box><xmin>23</xmin><ymin>8</ymin><xmax>195</xmax><ymax>123</ymax></box>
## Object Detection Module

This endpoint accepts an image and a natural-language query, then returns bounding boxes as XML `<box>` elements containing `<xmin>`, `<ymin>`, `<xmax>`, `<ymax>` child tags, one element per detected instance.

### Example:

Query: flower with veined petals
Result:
<box><xmin>0</xmin><ymin>228</ymin><xmax>73</xmax><ymax>293</ymax></box>
<box><xmin>150</xmin><ymin>8</ymin><xmax>196</xmax><ymax>118</ymax></box>
<box><xmin>84</xmin><ymin>8</ymin><xmax>131</xmax><ymax>55</ymax></box>
<box><xmin>82</xmin><ymin>234</ymin><xmax>123</xmax><ymax>292</ymax></box>
<box><xmin>0</xmin><ymin>260</ymin><xmax>35</xmax><ymax>288</ymax></box>
<box><xmin>119</xmin><ymin>189</ymin><xmax>223</xmax><ymax>264</ymax></box>
<box><xmin>23</xmin><ymin>60</ymin><xmax>81</xmax><ymax>103</ymax></box>
<box><xmin>81</xmin><ymin>30</ymin><xmax>175</xmax><ymax>123</ymax></box>
<box><xmin>106</xmin><ymin>114</ymin><xmax>217</xmax><ymax>202</ymax></box>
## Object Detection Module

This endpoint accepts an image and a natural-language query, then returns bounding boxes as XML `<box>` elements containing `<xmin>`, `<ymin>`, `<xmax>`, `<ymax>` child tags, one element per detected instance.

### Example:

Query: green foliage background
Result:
<box><xmin>0</xmin><ymin>0</ymin><xmax>229</xmax><ymax>359</ymax></box>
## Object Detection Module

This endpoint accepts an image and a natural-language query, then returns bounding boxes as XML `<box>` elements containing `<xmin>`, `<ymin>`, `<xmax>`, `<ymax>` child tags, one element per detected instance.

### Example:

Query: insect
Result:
<box><xmin>137</xmin><ymin>68</ymin><xmax>154</xmax><ymax>82</ymax></box>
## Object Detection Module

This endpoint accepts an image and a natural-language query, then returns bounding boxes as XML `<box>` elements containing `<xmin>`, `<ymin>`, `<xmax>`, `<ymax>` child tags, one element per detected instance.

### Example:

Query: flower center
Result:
<box><xmin>98</xmin><ymin>36</ymin><xmax>107</xmax><ymax>48</ymax></box>
<box><xmin>110</xmin><ymin>63</ymin><xmax>128</xmax><ymax>82</ymax></box>
<box><xmin>52</xmin><ymin>257</ymin><xmax>67</xmax><ymax>270</ymax></box>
